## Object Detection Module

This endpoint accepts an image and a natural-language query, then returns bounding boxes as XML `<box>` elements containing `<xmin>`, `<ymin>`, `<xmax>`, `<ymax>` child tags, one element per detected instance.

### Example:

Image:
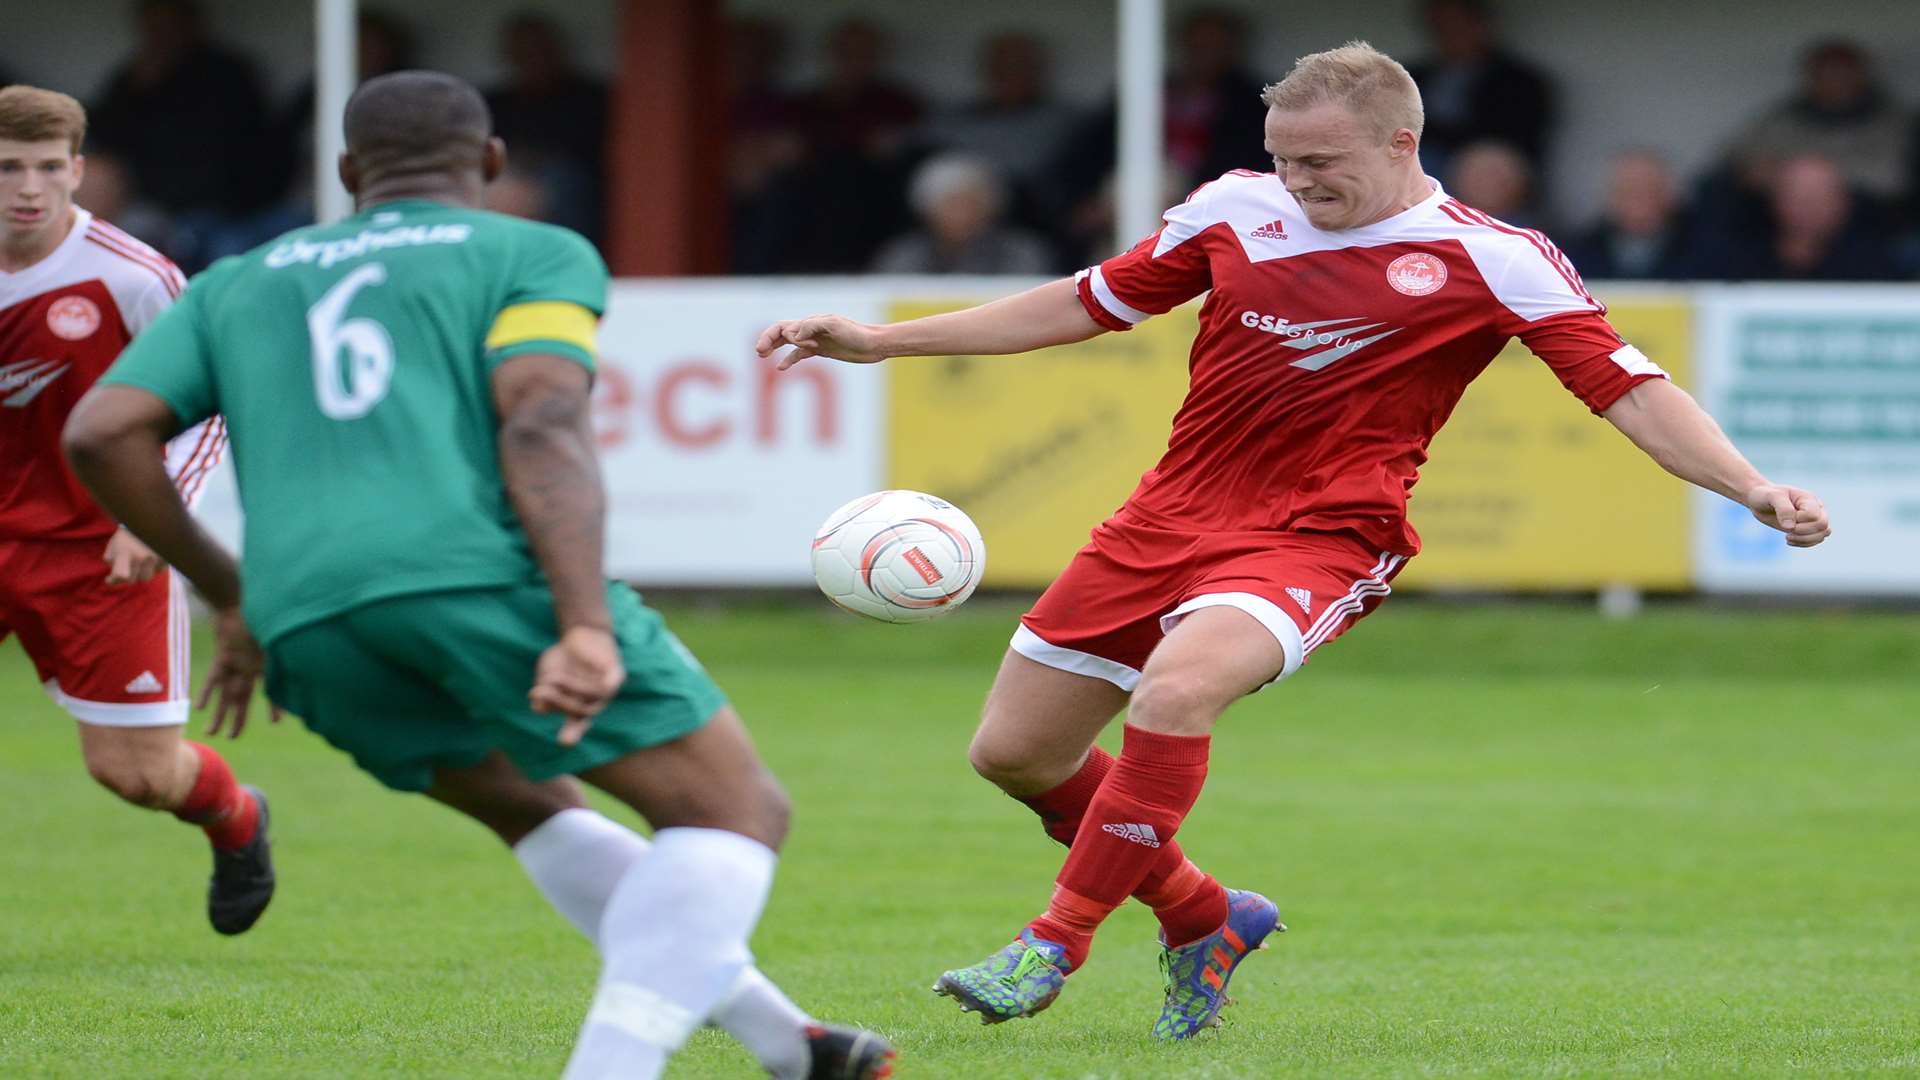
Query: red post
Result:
<box><xmin>607</xmin><ymin>0</ymin><xmax>727</xmax><ymax>275</ymax></box>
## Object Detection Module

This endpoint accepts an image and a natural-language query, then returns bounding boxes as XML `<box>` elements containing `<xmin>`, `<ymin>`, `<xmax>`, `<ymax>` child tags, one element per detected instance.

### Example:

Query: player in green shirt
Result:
<box><xmin>63</xmin><ymin>72</ymin><xmax>894</xmax><ymax>1080</ymax></box>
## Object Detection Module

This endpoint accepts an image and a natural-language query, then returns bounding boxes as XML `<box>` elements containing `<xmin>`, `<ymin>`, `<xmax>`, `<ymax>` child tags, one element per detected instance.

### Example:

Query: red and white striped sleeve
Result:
<box><xmin>165</xmin><ymin>415</ymin><xmax>226</xmax><ymax>509</ymax></box>
<box><xmin>1442</xmin><ymin>199</ymin><xmax>1668</xmax><ymax>414</ymax></box>
<box><xmin>1074</xmin><ymin>180</ymin><xmax>1226</xmax><ymax>332</ymax></box>
<box><xmin>85</xmin><ymin>218</ymin><xmax>187</xmax><ymax>333</ymax></box>
<box><xmin>86</xmin><ymin>220</ymin><xmax>223</xmax><ymax>503</ymax></box>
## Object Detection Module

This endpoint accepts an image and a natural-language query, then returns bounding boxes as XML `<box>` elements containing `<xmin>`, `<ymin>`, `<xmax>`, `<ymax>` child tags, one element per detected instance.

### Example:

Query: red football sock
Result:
<box><xmin>1015</xmin><ymin>745</ymin><xmax>1224</xmax><ymax>942</ymax></box>
<box><xmin>1026</xmin><ymin>725</ymin><xmax>1212</xmax><ymax>969</ymax></box>
<box><xmin>173</xmin><ymin>742</ymin><xmax>258</xmax><ymax>850</ymax></box>
<box><xmin>1137</xmin><ymin>858</ymin><xmax>1229</xmax><ymax>949</ymax></box>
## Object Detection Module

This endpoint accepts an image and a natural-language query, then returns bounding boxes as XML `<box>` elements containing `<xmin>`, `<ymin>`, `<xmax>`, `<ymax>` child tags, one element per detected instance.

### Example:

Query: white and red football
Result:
<box><xmin>810</xmin><ymin>490</ymin><xmax>986</xmax><ymax>623</ymax></box>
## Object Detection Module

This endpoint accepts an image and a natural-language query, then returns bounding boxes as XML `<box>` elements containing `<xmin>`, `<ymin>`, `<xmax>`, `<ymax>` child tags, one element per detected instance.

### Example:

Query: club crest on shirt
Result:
<box><xmin>1386</xmin><ymin>252</ymin><xmax>1447</xmax><ymax>296</ymax></box>
<box><xmin>47</xmin><ymin>295</ymin><xmax>102</xmax><ymax>340</ymax></box>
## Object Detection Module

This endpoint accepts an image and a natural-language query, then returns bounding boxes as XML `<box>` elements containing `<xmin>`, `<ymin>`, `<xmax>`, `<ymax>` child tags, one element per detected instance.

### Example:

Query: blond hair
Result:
<box><xmin>0</xmin><ymin>85</ymin><xmax>87</xmax><ymax>153</ymax></box>
<box><xmin>1260</xmin><ymin>41</ymin><xmax>1423</xmax><ymax>143</ymax></box>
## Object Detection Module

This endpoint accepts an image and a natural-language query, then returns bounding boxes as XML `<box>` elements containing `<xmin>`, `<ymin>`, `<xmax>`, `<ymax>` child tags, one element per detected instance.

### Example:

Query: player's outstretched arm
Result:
<box><xmin>492</xmin><ymin>353</ymin><xmax>626</xmax><ymax>738</ymax></box>
<box><xmin>1603</xmin><ymin>378</ymin><xmax>1832</xmax><ymax>548</ymax></box>
<box><xmin>754</xmin><ymin>276</ymin><xmax>1105</xmax><ymax>370</ymax></box>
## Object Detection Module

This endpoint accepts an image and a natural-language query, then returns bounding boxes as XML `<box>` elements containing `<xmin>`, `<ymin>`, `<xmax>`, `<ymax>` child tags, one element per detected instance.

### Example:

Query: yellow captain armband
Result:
<box><xmin>485</xmin><ymin>301</ymin><xmax>599</xmax><ymax>356</ymax></box>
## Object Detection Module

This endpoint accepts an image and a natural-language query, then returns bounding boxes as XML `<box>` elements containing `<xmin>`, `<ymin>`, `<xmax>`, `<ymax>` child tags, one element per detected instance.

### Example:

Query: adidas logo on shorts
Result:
<box><xmin>1101</xmin><ymin>822</ymin><xmax>1162</xmax><ymax>848</ymax></box>
<box><xmin>125</xmin><ymin>671</ymin><xmax>163</xmax><ymax>694</ymax></box>
<box><xmin>1286</xmin><ymin>586</ymin><xmax>1313</xmax><ymax>615</ymax></box>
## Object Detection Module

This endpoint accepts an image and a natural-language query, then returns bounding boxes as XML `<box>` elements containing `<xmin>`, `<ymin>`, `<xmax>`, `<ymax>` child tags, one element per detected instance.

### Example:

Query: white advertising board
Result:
<box><xmin>1692</xmin><ymin>286</ymin><xmax>1920</xmax><ymax>594</ymax></box>
<box><xmin>592</xmin><ymin>280</ymin><xmax>889</xmax><ymax>583</ymax></box>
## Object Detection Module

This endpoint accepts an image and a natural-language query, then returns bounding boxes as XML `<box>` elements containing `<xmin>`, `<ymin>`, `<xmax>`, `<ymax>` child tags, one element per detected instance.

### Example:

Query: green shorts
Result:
<box><xmin>265</xmin><ymin>582</ymin><xmax>725</xmax><ymax>792</ymax></box>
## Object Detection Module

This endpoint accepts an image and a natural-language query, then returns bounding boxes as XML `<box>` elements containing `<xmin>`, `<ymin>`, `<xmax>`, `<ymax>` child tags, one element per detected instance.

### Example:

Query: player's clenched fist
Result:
<box><xmin>102</xmin><ymin>526</ymin><xmax>165</xmax><ymax>585</ymax></box>
<box><xmin>530</xmin><ymin>625</ymin><xmax>626</xmax><ymax>744</ymax></box>
<box><xmin>1745</xmin><ymin>484</ymin><xmax>1833</xmax><ymax>548</ymax></box>
<box><xmin>754</xmin><ymin>315</ymin><xmax>887</xmax><ymax>369</ymax></box>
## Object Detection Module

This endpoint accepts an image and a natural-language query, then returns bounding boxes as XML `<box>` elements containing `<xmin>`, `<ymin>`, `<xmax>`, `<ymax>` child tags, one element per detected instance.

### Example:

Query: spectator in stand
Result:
<box><xmin>485</xmin><ymin>11</ymin><xmax>608</xmax><ymax>244</ymax></box>
<box><xmin>727</xmin><ymin>16</ymin><xmax>809</xmax><ymax>274</ymax></box>
<box><xmin>922</xmin><ymin>32</ymin><xmax>1077</xmax><ymax>221</ymax></box>
<box><xmin>871</xmin><ymin>156</ymin><xmax>1052</xmax><ymax>275</ymax></box>
<box><xmin>787</xmin><ymin>19</ymin><xmax>925</xmax><ymax>271</ymax></box>
<box><xmin>1050</xmin><ymin>8</ymin><xmax>1269</xmax><ymax>198</ymax></box>
<box><xmin>795</xmin><ymin>19</ymin><xmax>923</xmax><ymax>159</ymax></box>
<box><xmin>1042</xmin><ymin>7</ymin><xmax>1269</xmax><ymax>267</ymax></box>
<box><xmin>1561</xmin><ymin>150</ymin><xmax>1697</xmax><ymax>281</ymax></box>
<box><xmin>1161</xmin><ymin>8</ymin><xmax>1272</xmax><ymax>185</ymax></box>
<box><xmin>89</xmin><ymin>0</ymin><xmax>273</xmax><ymax>255</ymax></box>
<box><xmin>274</xmin><ymin>9</ymin><xmax>417</xmax><ymax>186</ymax></box>
<box><xmin>1728</xmin><ymin>39</ymin><xmax>1914</xmax><ymax>211</ymax></box>
<box><xmin>1446</xmin><ymin>140</ymin><xmax>1545</xmax><ymax>229</ymax></box>
<box><xmin>1406</xmin><ymin>0</ymin><xmax>1554</xmax><ymax>181</ymax></box>
<box><xmin>486</xmin><ymin>164</ymin><xmax>554</xmax><ymax>222</ymax></box>
<box><xmin>73</xmin><ymin>148</ymin><xmax>174</xmax><ymax>254</ymax></box>
<box><xmin>1697</xmin><ymin>154</ymin><xmax>1900</xmax><ymax>281</ymax></box>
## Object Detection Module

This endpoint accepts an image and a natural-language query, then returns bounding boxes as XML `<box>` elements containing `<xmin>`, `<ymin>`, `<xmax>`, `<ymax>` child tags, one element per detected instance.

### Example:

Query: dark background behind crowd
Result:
<box><xmin>5</xmin><ymin>0</ymin><xmax>1917</xmax><ymax>281</ymax></box>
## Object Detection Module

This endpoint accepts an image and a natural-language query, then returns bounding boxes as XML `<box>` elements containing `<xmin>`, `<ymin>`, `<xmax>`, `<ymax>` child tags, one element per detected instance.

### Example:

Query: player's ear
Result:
<box><xmin>337</xmin><ymin>152</ymin><xmax>361</xmax><ymax>197</ymax></box>
<box><xmin>482</xmin><ymin>137</ymin><xmax>507</xmax><ymax>185</ymax></box>
<box><xmin>1389</xmin><ymin>128</ymin><xmax>1419</xmax><ymax>160</ymax></box>
<box><xmin>70</xmin><ymin>153</ymin><xmax>85</xmax><ymax>189</ymax></box>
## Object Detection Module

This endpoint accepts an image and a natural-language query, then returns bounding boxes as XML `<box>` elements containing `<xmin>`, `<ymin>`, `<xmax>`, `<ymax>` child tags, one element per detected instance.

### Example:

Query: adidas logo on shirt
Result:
<box><xmin>1101</xmin><ymin>822</ymin><xmax>1162</xmax><ymax>848</ymax></box>
<box><xmin>1250</xmin><ymin>219</ymin><xmax>1289</xmax><ymax>240</ymax></box>
<box><xmin>125</xmin><ymin>671</ymin><xmax>164</xmax><ymax>694</ymax></box>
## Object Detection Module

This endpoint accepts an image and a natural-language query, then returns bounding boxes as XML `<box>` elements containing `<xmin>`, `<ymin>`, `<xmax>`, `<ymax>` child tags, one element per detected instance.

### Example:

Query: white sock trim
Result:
<box><xmin>584</xmin><ymin>981</ymin><xmax>702</xmax><ymax>1051</ymax></box>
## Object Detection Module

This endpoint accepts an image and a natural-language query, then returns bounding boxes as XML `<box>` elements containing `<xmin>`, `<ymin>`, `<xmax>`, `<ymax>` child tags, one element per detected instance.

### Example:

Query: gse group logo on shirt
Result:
<box><xmin>1237</xmin><ymin>311</ymin><xmax>1405</xmax><ymax>371</ymax></box>
<box><xmin>0</xmin><ymin>358</ymin><xmax>70</xmax><ymax>407</ymax></box>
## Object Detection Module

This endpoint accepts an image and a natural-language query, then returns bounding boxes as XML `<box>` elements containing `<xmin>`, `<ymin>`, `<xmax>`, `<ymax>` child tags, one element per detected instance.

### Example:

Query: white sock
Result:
<box><xmin>513</xmin><ymin>807</ymin><xmax>642</xmax><ymax>947</ymax></box>
<box><xmin>531</xmin><ymin>820</ymin><xmax>808</xmax><ymax>1080</ymax></box>
<box><xmin>562</xmin><ymin>827</ymin><xmax>776</xmax><ymax>1080</ymax></box>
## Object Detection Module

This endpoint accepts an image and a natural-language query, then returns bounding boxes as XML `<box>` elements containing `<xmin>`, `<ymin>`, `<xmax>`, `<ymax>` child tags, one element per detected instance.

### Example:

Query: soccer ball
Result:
<box><xmin>810</xmin><ymin>490</ymin><xmax>986</xmax><ymax>622</ymax></box>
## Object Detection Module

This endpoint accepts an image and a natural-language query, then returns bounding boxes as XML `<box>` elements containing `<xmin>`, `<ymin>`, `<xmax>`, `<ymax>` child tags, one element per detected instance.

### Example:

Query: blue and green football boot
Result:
<box><xmin>1153</xmin><ymin>889</ymin><xmax>1283</xmax><ymax>1039</ymax></box>
<box><xmin>932</xmin><ymin>929</ymin><xmax>1072</xmax><ymax>1023</ymax></box>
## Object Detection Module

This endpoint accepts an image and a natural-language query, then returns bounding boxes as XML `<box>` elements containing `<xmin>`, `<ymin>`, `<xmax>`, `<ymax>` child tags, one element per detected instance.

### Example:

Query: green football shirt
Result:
<box><xmin>103</xmin><ymin>200</ymin><xmax>609</xmax><ymax>645</ymax></box>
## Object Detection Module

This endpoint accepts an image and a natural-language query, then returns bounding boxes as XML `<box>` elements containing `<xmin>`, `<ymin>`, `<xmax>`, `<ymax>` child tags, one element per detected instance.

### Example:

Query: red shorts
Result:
<box><xmin>1015</xmin><ymin>515</ymin><xmax>1408</xmax><ymax>691</ymax></box>
<box><xmin>0</xmin><ymin>537</ymin><xmax>188</xmax><ymax>726</ymax></box>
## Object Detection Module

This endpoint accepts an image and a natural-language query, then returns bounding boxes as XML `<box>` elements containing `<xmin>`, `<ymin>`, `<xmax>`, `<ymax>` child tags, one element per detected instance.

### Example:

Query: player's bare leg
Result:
<box><xmin>969</xmin><ymin>650</ymin><xmax>1127</xmax><ymax>796</ymax></box>
<box><xmin>937</xmin><ymin>650</ymin><xmax>1241</xmax><ymax>1021</ymax></box>
<box><xmin>939</xmin><ymin>609</ymin><xmax>1284</xmax><ymax>1030</ymax></box>
<box><xmin>77</xmin><ymin>722</ymin><xmax>198</xmax><ymax>808</ymax></box>
<box><xmin>75</xmin><ymin>721</ymin><xmax>273</xmax><ymax>934</ymax></box>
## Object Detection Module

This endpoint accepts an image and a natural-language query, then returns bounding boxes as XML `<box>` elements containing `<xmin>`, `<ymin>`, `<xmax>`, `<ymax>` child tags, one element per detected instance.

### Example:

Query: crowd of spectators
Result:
<box><xmin>8</xmin><ymin>0</ymin><xmax>1920</xmax><ymax>281</ymax></box>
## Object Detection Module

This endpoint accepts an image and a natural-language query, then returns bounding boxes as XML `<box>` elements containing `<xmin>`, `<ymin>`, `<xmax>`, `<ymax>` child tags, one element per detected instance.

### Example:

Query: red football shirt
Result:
<box><xmin>0</xmin><ymin>209</ymin><xmax>224</xmax><ymax>541</ymax></box>
<box><xmin>1075</xmin><ymin>171</ymin><xmax>1668</xmax><ymax>557</ymax></box>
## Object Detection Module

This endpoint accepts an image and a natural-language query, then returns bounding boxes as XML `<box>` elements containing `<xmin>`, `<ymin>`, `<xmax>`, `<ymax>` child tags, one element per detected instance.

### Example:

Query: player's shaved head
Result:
<box><xmin>343</xmin><ymin>71</ymin><xmax>493</xmax><ymax>183</ymax></box>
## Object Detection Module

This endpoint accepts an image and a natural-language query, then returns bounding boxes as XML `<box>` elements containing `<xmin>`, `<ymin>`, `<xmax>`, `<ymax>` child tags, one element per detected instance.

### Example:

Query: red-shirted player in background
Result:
<box><xmin>757</xmin><ymin>43</ymin><xmax>1831</xmax><ymax>1038</ymax></box>
<box><xmin>0</xmin><ymin>86</ymin><xmax>273</xmax><ymax>934</ymax></box>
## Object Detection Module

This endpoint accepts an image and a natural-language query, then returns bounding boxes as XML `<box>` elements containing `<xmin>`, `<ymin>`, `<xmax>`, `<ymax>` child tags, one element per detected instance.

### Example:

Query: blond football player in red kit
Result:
<box><xmin>0</xmin><ymin>86</ymin><xmax>270</xmax><ymax>934</ymax></box>
<box><xmin>756</xmin><ymin>43</ymin><xmax>1831</xmax><ymax>1038</ymax></box>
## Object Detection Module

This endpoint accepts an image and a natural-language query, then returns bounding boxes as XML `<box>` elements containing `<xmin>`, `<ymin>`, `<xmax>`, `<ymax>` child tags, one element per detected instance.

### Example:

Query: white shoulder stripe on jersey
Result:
<box><xmin>1088</xmin><ymin>265</ymin><xmax>1150</xmax><ymax>325</ymax></box>
<box><xmin>1608</xmin><ymin>344</ymin><xmax>1668</xmax><ymax>379</ymax></box>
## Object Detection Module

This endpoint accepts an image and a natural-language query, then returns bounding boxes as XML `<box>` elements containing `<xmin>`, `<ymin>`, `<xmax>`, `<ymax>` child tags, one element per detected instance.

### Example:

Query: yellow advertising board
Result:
<box><xmin>1399</xmin><ymin>293</ymin><xmax>1692</xmax><ymax>589</ymax></box>
<box><xmin>888</xmin><ymin>293</ymin><xmax>1693</xmax><ymax>590</ymax></box>
<box><xmin>887</xmin><ymin>299</ymin><xmax>1197</xmax><ymax>586</ymax></box>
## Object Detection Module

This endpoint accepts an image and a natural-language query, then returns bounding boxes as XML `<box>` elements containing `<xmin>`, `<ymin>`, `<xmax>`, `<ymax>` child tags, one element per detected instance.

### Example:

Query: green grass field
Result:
<box><xmin>2</xmin><ymin>599</ymin><xmax>1917</xmax><ymax>1078</ymax></box>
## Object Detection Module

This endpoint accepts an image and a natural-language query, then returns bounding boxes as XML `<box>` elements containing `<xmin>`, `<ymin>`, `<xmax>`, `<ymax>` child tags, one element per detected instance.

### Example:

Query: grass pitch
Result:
<box><xmin>2</xmin><ymin>598</ymin><xmax>1916</xmax><ymax>1078</ymax></box>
